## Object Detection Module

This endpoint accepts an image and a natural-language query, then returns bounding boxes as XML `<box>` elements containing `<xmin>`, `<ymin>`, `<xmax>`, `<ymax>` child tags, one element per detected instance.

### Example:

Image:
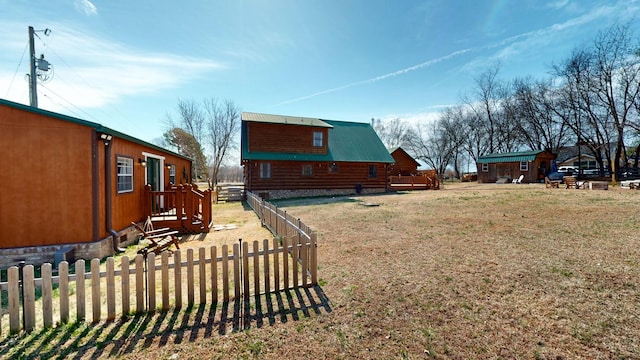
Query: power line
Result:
<box><xmin>4</xmin><ymin>41</ymin><xmax>29</xmax><ymax>99</ymax></box>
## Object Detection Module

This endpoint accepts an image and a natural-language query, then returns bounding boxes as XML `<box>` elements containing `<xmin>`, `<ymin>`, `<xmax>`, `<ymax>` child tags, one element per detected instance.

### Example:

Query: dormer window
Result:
<box><xmin>313</xmin><ymin>131</ymin><xmax>323</xmax><ymax>147</ymax></box>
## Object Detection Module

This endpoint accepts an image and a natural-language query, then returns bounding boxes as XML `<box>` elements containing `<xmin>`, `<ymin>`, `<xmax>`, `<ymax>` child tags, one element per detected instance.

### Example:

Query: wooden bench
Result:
<box><xmin>131</xmin><ymin>222</ymin><xmax>180</xmax><ymax>256</ymax></box>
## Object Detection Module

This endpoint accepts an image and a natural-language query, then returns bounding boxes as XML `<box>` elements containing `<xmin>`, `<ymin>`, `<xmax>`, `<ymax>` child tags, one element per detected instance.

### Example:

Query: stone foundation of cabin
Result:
<box><xmin>256</xmin><ymin>187</ymin><xmax>387</xmax><ymax>200</ymax></box>
<box><xmin>0</xmin><ymin>225</ymin><xmax>140</xmax><ymax>269</ymax></box>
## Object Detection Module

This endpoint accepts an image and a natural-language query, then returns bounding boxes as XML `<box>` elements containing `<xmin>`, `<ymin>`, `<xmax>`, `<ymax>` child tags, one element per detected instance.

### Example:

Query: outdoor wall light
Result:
<box><xmin>139</xmin><ymin>158</ymin><xmax>147</xmax><ymax>167</ymax></box>
<box><xmin>99</xmin><ymin>133</ymin><xmax>113</xmax><ymax>145</ymax></box>
<box><xmin>166</xmin><ymin>164</ymin><xmax>172</xmax><ymax>170</ymax></box>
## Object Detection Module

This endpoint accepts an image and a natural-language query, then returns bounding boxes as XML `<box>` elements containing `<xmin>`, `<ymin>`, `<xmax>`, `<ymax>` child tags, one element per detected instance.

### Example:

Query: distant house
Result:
<box><xmin>0</xmin><ymin>98</ymin><xmax>209</xmax><ymax>268</ymax></box>
<box><xmin>389</xmin><ymin>147</ymin><xmax>420</xmax><ymax>176</ymax></box>
<box><xmin>476</xmin><ymin>150</ymin><xmax>555</xmax><ymax>183</ymax></box>
<box><xmin>241</xmin><ymin>112</ymin><xmax>395</xmax><ymax>199</ymax></box>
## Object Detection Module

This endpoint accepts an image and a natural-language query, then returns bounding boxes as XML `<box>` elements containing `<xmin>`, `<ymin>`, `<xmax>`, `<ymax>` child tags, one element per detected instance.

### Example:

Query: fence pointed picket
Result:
<box><xmin>8</xmin><ymin>266</ymin><xmax>20</xmax><ymax>333</ymax></box>
<box><xmin>121</xmin><ymin>256</ymin><xmax>130</xmax><ymax>316</ymax></box>
<box><xmin>23</xmin><ymin>265</ymin><xmax>35</xmax><ymax>332</ymax></box>
<box><xmin>174</xmin><ymin>250</ymin><xmax>182</xmax><ymax>309</ymax></box>
<box><xmin>311</xmin><ymin>232</ymin><xmax>318</xmax><ymax>285</ymax></box>
<box><xmin>233</xmin><ymin>243</ymin><xmax>240</xmax><ymax>300</ymax></box>
<box><xmin>301</xmin><ymin>237</ymin><xmax>308</xmax><ymax>286</ymax></box>
<box><xmin>161</xmin><ymin>252</ymin><xmax>170</xmax><ymax>311</ymax></box>
<box><xmin>41</xmin><ymin>263</ymin><xmax>53</xmax><ymax>328</ymax></box>
<box><xmin>282</xmin><ymin>237</ymin><xmax>289</xmax><ymax>290</ymax></box>
<box><xmin>222</xmin><ymin>244</ymin><xmax>229</xmax><ymax>302</ymax></box>
<box><xmin>263</xmin><ymin>239</ymin><xmax>270</xmax><ymax>294</ymax></box>
<box><xmin>106</xmin><ymin>258</ymin><xmax>116</xmax><ymax>321</ymax></box>
<box><xmin>210</xmin><ymin>246</ymin><xmax>217</xmax><ymax>304</ymax></box>
<box><xmin>59</xmin><ymin>262</ymin><xmax>69</xmax><ymax>323</ymax></box>
<box><xmin>273</xmin><ymin>238</ymin><xmax>280</xmax><ymax>292</ymax></box>
<box><xmin>242</xmin><ymin>242</ymin><xmax>250</xmax><ymax>299</ymax></box>
<box><xmin>135</xmin><ymin>255</ymin><xmax>144</xmax><ymax>313</ymax></box>
<box><xmin>199</xmin><ymin>247</ymin><xmax>206</xmax><ymax>303</ymax></box>
<box><xmin>292</xmin><ymin>238</ymin><xmax>299</xmax><ymax>288</ymax></box>
<box><xmin>76</xmin><ymin>259</ymin><xmax>86</xmax><ymax>321</ymax></box>
<box><xmin>91</xmin><ymin>258</ymin><xmax>101</xmax><ymax>323</ymax></box>
<box><xmin>187</xmin><ymin>249</ymin><xmax>194</xmax><ymax>306</ymax></box>
<box><xmin>147</xmin><ymin>253</ymin><xmax>156</xmax><ymax>311</ymax></box>
<box><xmin>253</xmin><ymin>241</ymin><xmax>260</xmax><ymax>296</ymax></box>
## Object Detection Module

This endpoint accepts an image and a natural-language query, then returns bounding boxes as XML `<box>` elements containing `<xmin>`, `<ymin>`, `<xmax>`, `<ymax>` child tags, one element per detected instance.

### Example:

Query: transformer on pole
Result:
<box><xmin>27</xmin><ymin>26</ymin><xmax>52</xmax><ymax>108</ymax></box>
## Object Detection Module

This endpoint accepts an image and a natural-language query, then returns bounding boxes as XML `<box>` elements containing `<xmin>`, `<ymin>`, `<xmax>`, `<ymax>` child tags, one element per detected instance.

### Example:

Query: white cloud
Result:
<box><xmin>74</xmin><ymin>0</ymin><xmax>98</xmax><ymax>16</ymax></box>
<box><xmin>0</xmin><ymin>22</ymin><xmax>224</xmax><ymax>113</ymax></box>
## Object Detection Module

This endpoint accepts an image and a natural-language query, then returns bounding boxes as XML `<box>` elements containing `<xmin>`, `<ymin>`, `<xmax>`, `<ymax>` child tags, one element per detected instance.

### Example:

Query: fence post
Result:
<box><xmin>282</xmin><ymin>237</ymin><xmax>289</xmax><ymax>290</ymax></box>
<box><xmin>76</xmin><ymin>259</ymin><xmax>86</xmax><ymax>321</ymax></box>
<box><xmin>242</xmin><ymin>241</ymin><xmax>249</xmax><ymax>299</ymax></box>
<box><xmin>42</xmin><ymin>263</ymin><xmax>53</xmax><ymax>328</ymax></box>
<box><xmin>59</xmin><ymin>261</ymin><xmax>69</xmax><ymax>323</ymax></box>
<box><xmin>8</xmin><ymin>266</ymin><xmax>20</xmax><ymax>333</ymax></box>
<box><xmin>91</xmin><ymin>258</ymin><xmax>101</xmax><ymax>323</ymax></box>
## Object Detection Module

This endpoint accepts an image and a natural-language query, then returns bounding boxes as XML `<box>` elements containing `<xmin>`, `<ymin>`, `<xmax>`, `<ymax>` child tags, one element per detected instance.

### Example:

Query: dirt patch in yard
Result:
<box><xmin>5</xmin><ymin>183</ymin><xmax>640</xmax><ymax>359</ymax></box>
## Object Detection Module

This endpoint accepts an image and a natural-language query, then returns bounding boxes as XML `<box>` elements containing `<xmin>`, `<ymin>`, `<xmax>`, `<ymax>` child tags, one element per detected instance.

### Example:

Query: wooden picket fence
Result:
<box><xmin>246</xmin><ymin>191</ymin><xmax>316</xmax><ymax>241</ymax></box>
<box><xmin>0</xmin><ymin>194</ymin><xmax>318</xmax><ymax>336</ymax></box>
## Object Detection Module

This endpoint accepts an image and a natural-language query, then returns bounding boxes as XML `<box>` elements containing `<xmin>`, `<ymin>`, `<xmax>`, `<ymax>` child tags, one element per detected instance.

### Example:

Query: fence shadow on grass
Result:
<box><xmin>0</xmin><ymin>286</ymin><xmax>331</xmax><ymax>359</ymax></box>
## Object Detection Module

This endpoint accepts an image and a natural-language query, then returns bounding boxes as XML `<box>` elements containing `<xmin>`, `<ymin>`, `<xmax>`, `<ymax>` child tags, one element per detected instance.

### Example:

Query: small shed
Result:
<box><xmin>477</xmin><ymin>150</ymin><xmax>555</xmax><ymax>183</ymax></box>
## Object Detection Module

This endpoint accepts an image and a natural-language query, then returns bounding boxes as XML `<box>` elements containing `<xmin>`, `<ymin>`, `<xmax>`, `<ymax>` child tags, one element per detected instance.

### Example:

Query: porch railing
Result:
<box><xmin>143</xmin><ymin>184</ymin><xmax>212</xmax><ymax>233</ymax></box>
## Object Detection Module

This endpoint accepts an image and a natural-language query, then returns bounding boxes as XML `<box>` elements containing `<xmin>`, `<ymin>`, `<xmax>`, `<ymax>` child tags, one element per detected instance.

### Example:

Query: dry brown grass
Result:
<box><xmin>4</xmin><ymin>183</ymin><xmax>640</xmax><ymax>359</ymax></box>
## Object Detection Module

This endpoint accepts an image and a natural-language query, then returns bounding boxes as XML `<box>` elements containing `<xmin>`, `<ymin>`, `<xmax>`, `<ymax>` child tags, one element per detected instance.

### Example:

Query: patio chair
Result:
<box><xmin>512</xmin><ymin>175</ymin><xmax>524</xmax><ymax>184</ymax></box>
<box><xmin>545</xmin><ymin>176</ymin><xmax>560</xmax><ymax>188</ymax></box>
<box><xmin>563</xmin><ymin>176</ymin><xmax>578</xmax><ymax>189</ymax></box>
<box><xmin>132</xmin><ymin>218</ymin><xmax>180</xmax><ymax>256</ymax></box>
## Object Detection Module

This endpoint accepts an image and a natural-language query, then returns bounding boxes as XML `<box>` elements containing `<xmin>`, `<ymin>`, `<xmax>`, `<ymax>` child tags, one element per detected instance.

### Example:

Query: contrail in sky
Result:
<box><xmin>273</xmin><ymin>48</ymin><xmax>472</xmax><ymax>107</ymax></box>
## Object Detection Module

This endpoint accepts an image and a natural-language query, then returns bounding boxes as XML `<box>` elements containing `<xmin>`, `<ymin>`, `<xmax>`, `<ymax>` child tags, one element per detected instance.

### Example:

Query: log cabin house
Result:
<box><xmin>0</xmin><ymin>98</ymin><xmax>211</xmax><ymax>268</ymax></box>
<box><xmin>241</xmin><ymin>112</ymin><xmax>395</xmax><ymax>199</ymax></box>
<box><xmin>476</xmin><ymin>149</ymin><xmax>556</xmax><ymax>183</ymax></box>
<box><xmin>388</xmin><ymin>147</ymin><xmax>440</xmax><ymax>190</ymax></box>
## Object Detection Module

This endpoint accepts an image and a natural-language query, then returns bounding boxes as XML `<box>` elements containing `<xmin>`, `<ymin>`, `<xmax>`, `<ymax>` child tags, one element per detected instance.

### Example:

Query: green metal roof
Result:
<box><xmin>241</xmin><ymin>114</ymin><xmax>394</xmax><ymax>163</ymax></box>
<box><xmin>0</xmin><ymin>98</ymin><xmax>191</xmax><ymax>161</ymax></box>
<box><xmin>477</xmin><ymin>150</ymin><xmax>546</xmax><ymax>164</ymax></box>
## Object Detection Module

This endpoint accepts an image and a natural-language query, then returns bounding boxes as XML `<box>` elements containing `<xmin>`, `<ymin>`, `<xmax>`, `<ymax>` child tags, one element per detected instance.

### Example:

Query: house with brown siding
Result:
<box><xmin>0</xmin><ymin>98</ymin><xmax>206</xmax><ymax>268</ymax></box>
<box><xmin>389</xmin><ymin>147</ymin><xmax>420</xmax><ymax>176</ymax></box>
<box><xmin>241</xmin><ymin>112</ymin><xmax>395</xmax><ymax>199</ymax></box>
<box><xmin>476</xmin><ymin>150</ymin><xmax>555</xmax><ymax>183</ymax></box>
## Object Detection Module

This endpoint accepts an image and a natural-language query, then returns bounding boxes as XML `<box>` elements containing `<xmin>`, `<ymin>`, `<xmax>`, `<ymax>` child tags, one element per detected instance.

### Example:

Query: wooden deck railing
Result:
<box><xmin>144</xmin><ymin>184</ymin><xmax>212</xmax><ymax>233</ymax></box>
<box><xmin>388</xmin><ymin>174</ymin><xmax>440</xmax><ymax>190</ymax></box>
<box><xmin>0</xmin><ymin>239</ymin><xmax>317</xmax><ymax>335</ymax></box>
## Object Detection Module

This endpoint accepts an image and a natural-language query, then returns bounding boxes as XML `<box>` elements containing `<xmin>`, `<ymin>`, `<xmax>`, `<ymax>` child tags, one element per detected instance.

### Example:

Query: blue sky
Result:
<box><xmin>1</xmin><ymin>0</ymin><xmax>639</xmax><ymax>145</ymax></box>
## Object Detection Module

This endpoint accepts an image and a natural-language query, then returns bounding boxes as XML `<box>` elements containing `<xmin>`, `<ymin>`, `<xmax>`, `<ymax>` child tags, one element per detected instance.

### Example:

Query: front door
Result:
<box><xmin>147</xmin><ymin>158</ymin><xmax>161</xmax><ymax>191</ymax></box>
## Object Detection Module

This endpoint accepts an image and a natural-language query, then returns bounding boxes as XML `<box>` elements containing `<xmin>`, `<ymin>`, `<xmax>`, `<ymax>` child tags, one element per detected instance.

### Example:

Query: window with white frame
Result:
<box><xmin>482</xmin><ymin>163</ymin><xmax>488</xmax><ymax>172</ymax></box>
<box><xmin>313</xmin><ymin>131</ymin><xmax>323</xmax><ymax>147</ymax></box>
<box><xmin>520</xmin><ymin>161</ymin><xmax>529</xmax><ymax>171</ymax></box>
<box><xmin>260</xmin><ymin>162</ymin><xmax>271</xmax><ymax>179</ymax></box>
<box><xmin>168</xmin><ymin>164</ymin><xmax>176</xmax><ymax>184</ymax></box>
<box><xmin>302</xmin><ymin>164</ymin><xmax>313</xmax><ymax>176</ymax></box>
<box><xmin>117</xmin><ymin>156</ymin><xmax>133</xmax><ymax>193</ymax></box>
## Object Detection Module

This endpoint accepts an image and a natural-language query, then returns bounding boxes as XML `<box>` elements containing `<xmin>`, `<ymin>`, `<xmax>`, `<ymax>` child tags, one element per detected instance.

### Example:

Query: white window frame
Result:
<box><xmin>313</xmin><ymin>131</ymin><xmax>323</xmax><ymax>147</ymax></box>
<box><xmin>520</xmin><ymin>161</ymin><xmax>529</xmax><ymax>171</ymax></box>
<box><xmin>117</xmin><ymin>156</ymin><xmax>134</xmax><ymax>193</ymax></box>
<box><xmin>482</xmin><ymin>163</ymin><xmax>488</xmax><ymax>172</ymax></box>
<box><xmin>169</xmin><ymin>164</ymin><xmax>176</xmax><ymax>184</ymax></box>
<box><xmin>260</xmin><ymin>162</ymin><xmax>271</xmax><ymax>179</ymax></box>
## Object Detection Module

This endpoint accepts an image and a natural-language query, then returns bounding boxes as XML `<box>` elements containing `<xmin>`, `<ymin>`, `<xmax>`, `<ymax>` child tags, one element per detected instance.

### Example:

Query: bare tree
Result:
<box><xmin>203</xmin><ymin>98</ymin><xmax>241</xmax><ymax>186</ymax></box>
<box><xmin>372</xmin><ymin>117</ymin><xmax>413</xmax><ymax>149</ymax></box>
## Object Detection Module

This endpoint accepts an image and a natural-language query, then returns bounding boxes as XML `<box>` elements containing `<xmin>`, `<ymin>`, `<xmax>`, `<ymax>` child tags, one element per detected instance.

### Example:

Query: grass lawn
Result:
<box><xmin>2</xmin><ymin>182</ymin><xmax>640</xmax><ymax>359</ymax></box>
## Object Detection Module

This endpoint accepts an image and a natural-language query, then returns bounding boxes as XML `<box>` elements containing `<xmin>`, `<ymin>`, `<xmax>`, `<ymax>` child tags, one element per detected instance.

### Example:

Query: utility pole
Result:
<box><xmin>27</xmin><ymin>26</ymin><xmax>52</xmax><ymax>108</ymax></box>
<box><xmin>28</xmin><ymin>26</ymin><xmax>37</xmax><ymax>107</ymax></box>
